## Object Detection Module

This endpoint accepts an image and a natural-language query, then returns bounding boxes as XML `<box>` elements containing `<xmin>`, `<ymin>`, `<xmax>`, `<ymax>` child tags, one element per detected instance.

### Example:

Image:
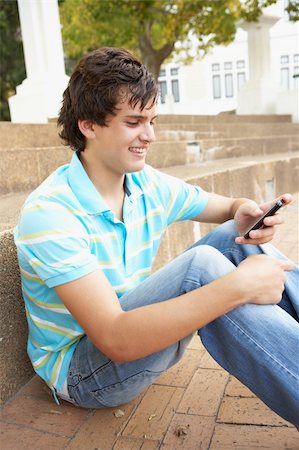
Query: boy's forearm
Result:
<box><xmin>195</xmin><ymin>193</ymin><xmax>250</xmax><ymax>224</ymax></box>
<box><xmin>107</xmin><ymin>269</ymin><xmax>246</xmax><ymax>363</ymax></box>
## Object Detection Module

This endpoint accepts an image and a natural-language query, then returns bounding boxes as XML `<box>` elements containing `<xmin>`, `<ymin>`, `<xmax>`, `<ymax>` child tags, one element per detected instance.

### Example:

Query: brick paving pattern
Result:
<box><xmin>0</xmin><ymin>195</ymin><xmax>298</xmax><ymax>449</ymax></box>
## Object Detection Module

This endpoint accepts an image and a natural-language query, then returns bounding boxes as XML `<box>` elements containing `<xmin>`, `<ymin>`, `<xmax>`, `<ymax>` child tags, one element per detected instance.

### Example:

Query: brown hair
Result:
<box><xmin>58</xmin><ymin>47</ymin><xmax>158</xmax><ymax>152</ymax></box>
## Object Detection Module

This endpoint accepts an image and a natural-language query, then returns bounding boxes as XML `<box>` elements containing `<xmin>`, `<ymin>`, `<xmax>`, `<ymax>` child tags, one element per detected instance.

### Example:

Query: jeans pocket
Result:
<box><xmin>90</xmin><ymin>370</ymin><xmax>163</xmax><ymax>407</ymax></box>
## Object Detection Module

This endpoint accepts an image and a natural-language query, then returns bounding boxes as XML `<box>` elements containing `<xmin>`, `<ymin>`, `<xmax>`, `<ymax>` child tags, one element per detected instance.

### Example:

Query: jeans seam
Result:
<box><xmin>222</xmin><ymin>248</ymin><xmax>244</xmax><ymax>259</ymax></box>
<box><xmin>181</xmin><ymin>248</ymin><xmax>203</xmax><ymax>293</ymax></box>
<box><xmin>224</xmin><ymin>314</ymin><xmax>299</xmax><ymax>381</ymax></box>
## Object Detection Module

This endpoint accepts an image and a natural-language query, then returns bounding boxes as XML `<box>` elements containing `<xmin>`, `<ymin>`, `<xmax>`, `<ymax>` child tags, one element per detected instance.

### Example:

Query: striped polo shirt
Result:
<box><xmin>14</xmin><ymin>152</ymin><xmax>208</xmax><ymax>392</ymax></box>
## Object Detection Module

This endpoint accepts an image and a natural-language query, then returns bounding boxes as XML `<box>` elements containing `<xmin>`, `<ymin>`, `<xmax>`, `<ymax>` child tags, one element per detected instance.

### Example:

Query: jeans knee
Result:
<box><xmin>212</xmin><ymin>220</ymin><xmax>237</xmax><ymax>241</ymax></box>
<box><xmin>184</xmin><ymin>244</ymin><xmax>235</xmax><ymax>289</ymax></box>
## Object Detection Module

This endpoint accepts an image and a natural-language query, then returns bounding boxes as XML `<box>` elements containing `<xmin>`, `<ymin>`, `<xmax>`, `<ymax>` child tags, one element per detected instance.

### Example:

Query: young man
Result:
<box><xmin>14</xmin><ymin>47</ymin><xmax>299</xmax><ymax>426</ymax></box>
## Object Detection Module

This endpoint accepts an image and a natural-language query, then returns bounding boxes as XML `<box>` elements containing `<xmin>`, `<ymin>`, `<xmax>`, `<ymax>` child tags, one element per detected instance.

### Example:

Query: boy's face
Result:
<box><xmin>83</xmin><ymin>98</ymin><xmax>157</xmax><ymax>176</ymax></box>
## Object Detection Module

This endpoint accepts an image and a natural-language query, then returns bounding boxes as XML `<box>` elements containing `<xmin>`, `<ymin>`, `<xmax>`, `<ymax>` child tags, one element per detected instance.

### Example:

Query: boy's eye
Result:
<box><xmin>126</xmin><ymin>121</ymin><xmax>139</xmax><ymax>126</ymax></box>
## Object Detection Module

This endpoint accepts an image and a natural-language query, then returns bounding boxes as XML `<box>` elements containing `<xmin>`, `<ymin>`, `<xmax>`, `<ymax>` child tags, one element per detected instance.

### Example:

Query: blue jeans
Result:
<box><xmin>66</xmin><ymin>221</ymin><xmax>299</xmax><ymax>426</ymax></box>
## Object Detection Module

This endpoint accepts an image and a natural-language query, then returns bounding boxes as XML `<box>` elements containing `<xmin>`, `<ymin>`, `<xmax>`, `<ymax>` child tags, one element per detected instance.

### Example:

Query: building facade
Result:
<box><xmin>157</xmin><ymin>1</ymin><xmax>298</xmax><ymax>118</ymax></box>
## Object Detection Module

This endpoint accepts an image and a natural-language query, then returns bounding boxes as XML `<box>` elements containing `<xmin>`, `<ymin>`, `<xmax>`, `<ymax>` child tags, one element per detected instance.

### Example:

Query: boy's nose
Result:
<box><xmin>140</xmin><ymin>125</ymin><xmax>156</xmax><ymax>143</ymax></box>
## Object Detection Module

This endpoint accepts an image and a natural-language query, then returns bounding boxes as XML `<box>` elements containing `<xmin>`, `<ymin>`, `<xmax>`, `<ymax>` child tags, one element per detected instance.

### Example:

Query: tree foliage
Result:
<box><xmin>285</xmin><ymin>0</ymin><xmax>299</xmax><ymax>21</ymax></box>
<box><xmin>0</xmin><ymin>0</ymin><xmax>26</xmax><ymax>121</ymax></box>
<box><xmin>60</xmin><ymin>0</ymin><xmax>283</xmax><ymax>79</ymax></box>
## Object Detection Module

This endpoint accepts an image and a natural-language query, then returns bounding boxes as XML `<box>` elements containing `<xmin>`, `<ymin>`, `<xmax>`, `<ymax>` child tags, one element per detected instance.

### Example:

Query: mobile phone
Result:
<box><xmin>243</xmin><ymin>198</ymin><xmax>285</xmax><ymax>239</ymax></box>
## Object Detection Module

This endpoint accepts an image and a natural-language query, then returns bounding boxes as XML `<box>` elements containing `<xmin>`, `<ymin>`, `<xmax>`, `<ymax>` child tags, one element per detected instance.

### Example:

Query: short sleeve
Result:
<box><xmin>145</xmin><ymin>167</ymin><xmax>209</xmax><ymax>225</ymax></box>
<box><xmin>14</xmin><ymin>200</ymin><xmax>99</xmax><ymax>288</ymax></box>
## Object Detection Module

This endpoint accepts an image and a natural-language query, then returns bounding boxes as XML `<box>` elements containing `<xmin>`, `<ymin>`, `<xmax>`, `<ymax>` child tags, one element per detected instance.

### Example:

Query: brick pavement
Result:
<box><xmin>0</xmin><ymin>195</ymin><xmax>298</xmax><ymax>450</ymax></box>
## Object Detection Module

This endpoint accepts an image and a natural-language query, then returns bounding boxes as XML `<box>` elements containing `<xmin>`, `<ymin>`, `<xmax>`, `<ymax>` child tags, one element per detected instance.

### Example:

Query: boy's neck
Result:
<box><xmin>79</xmin><ymin>151</ymin><xmax>125</xmax><ymax>220</ymax></box>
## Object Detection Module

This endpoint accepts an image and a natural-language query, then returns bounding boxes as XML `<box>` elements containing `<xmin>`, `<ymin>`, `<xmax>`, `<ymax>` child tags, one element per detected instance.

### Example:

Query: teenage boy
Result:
<box><xmin>14</xmin><ymin>47</ymin><xmax>299</xmax><ymax>426</ymax></box>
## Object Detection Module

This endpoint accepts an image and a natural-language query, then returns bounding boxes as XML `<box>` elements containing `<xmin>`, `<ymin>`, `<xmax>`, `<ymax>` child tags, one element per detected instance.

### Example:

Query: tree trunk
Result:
<box><xmin>138</xmin><ymin>31</ymin><xmax>175</xmax><ymax>80</ymax></box>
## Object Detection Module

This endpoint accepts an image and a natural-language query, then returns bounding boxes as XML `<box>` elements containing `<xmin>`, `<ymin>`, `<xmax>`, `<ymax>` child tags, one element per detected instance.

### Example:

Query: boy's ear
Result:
<box><xmin>78</xmin><ymin>120</ymin><xmax>96</xmax><ymax>139</ymax></box>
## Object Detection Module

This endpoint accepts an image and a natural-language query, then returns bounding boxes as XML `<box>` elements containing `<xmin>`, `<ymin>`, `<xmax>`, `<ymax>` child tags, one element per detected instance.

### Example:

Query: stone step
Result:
<box><xmin>0</xmin><ymin>122</ymin><xmax>61</xmax><ymax>149</ymax></box>
<box><xmin>198</xmin><ymin>134</ymin><xmax>299</xmax><ymax>161</ymax></box>
<box><xmin>0</xmin><ymin>115</ymin><xmax>295</xmax><ymax>150</ymax></box>
<box><xmin>1</xmin><ymin>151</ymin><xmax>298</xmax><ymax>233</ymax></box>
<box><xmin>155</xmin><ymin>122</ymin><xmax>299</xmax><ymax>139</ymax></box>
<box><xmin>1</xmin><ymin>136</ymin><xmax>298</xmax><ymax>194</ymax></box>
<box><xmin>157</xmin><ymin>114</ymin><xmax>293</xmax><ymax>124</ymax></box>
<box><xmin>0</xmin><ymin>122</ymin><xmax>195</xmax><ymax>150</ymax></box>
<box><xmin>0</xmin><ymin>141</ymin><xmax>194</xmax><ymax>194</ymax></box>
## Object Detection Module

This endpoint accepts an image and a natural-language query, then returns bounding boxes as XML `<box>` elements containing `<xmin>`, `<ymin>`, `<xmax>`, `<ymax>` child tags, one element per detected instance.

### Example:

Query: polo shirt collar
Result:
<box><xmin>68</xmin><ymin>152</ymin><xmax>143</xmax><ymax>215</ymax></box>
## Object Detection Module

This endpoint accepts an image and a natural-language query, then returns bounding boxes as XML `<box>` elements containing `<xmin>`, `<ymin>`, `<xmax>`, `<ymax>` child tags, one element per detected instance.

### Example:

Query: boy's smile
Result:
<box><xmin>78</xmin><ymin>99</ymin><xmax>157</xmax><ymax>186</ymax></box>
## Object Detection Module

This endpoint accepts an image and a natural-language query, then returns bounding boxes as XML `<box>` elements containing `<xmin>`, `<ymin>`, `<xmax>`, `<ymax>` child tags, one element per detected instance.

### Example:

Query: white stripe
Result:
<box><xmin>29</xmin><ymin>313</ymin><xmax>81</xmax><ymax>337</ymax></box>
<box><xmin>16</xmin><ymin>230</ymin><xmax>85</xmax><ymax>245</ymax></box>
<box><xmin>32</xmin><ymin>352</ymin><xmax>50</xmax><ymax>367</ymax></box>
<box><xmin>113</xmin><ymin>266</ymin><xmax>151</xmax><ymax>292</ymax></box>
<box><xmin>20</xmin><ymin>267</ymin><xmax>41</xmax><ymax>280</ymax></box>
<box><xmin>52</xmin><ymin>351</ymin><xmax>65</xmax><ymax>387</ymax></box>
<box><xmin>89</xmin><ymin>231</ymin><xmax>118</xmax><ymax>242</ymax></box>
<box><xmin>51</xmin><ymin>250</ymin><xmax>93</xmax><ymax>268</ymax></box>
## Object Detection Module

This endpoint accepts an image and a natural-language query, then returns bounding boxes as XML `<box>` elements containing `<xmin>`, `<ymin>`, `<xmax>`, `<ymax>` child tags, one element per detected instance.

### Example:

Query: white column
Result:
<box><xmin>237</xmin><ymin>14</ymin><xmax>280</xmax><ymax>115</ymax></box>
<box><xmin>9</xmin><ymin>0</ymin><xmax>69</xmax><ymax>123</ymax></box>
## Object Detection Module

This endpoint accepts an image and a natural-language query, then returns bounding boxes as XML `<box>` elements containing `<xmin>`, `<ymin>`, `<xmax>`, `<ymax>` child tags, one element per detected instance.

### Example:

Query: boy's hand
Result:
<box><xmin>234</xmin><ymin>254</ymin><xmax>294</xmax><ymax>305</ymax></box>
<box><xmin>234</xmin><ymin>193</ymin><xmax>293</xmax><ymax>245</ymax></box>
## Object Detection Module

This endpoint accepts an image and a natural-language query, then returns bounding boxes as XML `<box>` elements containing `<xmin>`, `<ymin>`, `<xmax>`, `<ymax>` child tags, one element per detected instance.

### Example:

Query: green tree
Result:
<box><xmin>0</xmin><ymin>0</ymin><xmax>26</xmax><ymax>121</ymax></box>
<box><xmin>286</xmin><ymin>0</ymin><xmax>299</xmax><ymax>21</ymax></box>
<box><xmin>60</xmin><ymin>0</ymin><xmax>281</xmax><ymax>80</ymax></box>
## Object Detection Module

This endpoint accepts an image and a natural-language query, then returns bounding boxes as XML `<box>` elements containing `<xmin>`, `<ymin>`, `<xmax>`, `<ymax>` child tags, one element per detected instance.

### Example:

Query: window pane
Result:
<box><xmin>212</xmin><ymin>75</ymin><xmax>221</xmax><ymax>99</ymax></box>
<box><xmin>237</xmin><ymin>60</ymin><xmax>245</xmax><ymax>69</ymax></box>
<box><xmin>159</xmin><ymin>69</ymin><xmax>166</xmax><ymax>77</ymax></box>
<box><xmin>225</xmin><ymin>73</ymin><xmax>234</xmax><ymax>97</ymax></box>
<box><xmin>224</xmin><ymin>62</ymin><xmax>232</xmax><ymax>70</ymax></box>
<box><xmin>294</xmin><ymin>54</ymin><xmax>299</xmax><ymax>64</ymax></box>
<box><xmin>237</xmin><ymin>72</ymin><xmax>246</xmax><ymax>91</ymax></box>
<box><xmin>170</xmin><ymin>68</ymin><xmax>178</xmax><ymax>76</ymax></box>
<box><xmin>212</xmin><ymin>63</ymin><xmax>220</xmax><ymax>72</ymax></box>
<box><xmin>280</xmin><ymin>67</ymin><xmax>289</xmax><ymax>90</ymax></box>
<box><xmin>159</xmin><ymin>81</ymin><xmax>167</xmax><ymax>103</ymax></box>
<box><xmin>294</xmin><ymin>66</ymin><xmax>299</xmax><ymax>89</ymax></box>
<box><xmin>171</xmin><ymin>79</ymin><xmax>180</xmax><ymax>102</ymax></box>
<box><xmin>280</xmin><ymin>55</ymin><xmax>289</xmax><ymax>65</ymax></box>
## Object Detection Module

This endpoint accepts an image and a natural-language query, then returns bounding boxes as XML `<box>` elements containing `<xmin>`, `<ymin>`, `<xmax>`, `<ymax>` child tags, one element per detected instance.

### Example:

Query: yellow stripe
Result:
<box><xmin>128</xmin><ymin>208</ymin><xmax>164</xmax><ymax>231</ymax></box>
<box><xmin>50</xmin><ymin>347</ymin><xmax>67</xmax><ymax>386</ymax></box>
<box><xmin>174</xmin><ymin>194</ymin><xmax>194</xmax><ymax>221</ymax></box>
<box><xmin>23</xmin><ymin>288</ymin><xmax>67</xmax><ymax>312</ymax></box>
<box><xmin>165</xmin><ymin>190</ymin><xmax>177</xmax><ymax>216</ymax></box>
<box><xmin>20</xmin><ymin>267</ymin><xmax>44</xmax><ymax>284</ymax></box>
<box><xmin>27</xmin><ymin>311</ymin><xmax>80</xmax><ymax>339</ymax></box>
<box><xmin>32</xmin><ymin>352</ymin><xmax>52</xmax><ymax>370</ymax></box>
<box><xmin>115</xmin><ymin>267</ymin><xmax>151</xmax><ymax>295</ymax></box>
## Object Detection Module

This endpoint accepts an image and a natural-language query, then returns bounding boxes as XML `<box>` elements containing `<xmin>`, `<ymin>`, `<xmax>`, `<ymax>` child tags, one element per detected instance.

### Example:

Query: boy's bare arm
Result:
<box><xmin>194</xmin><ymin>192</ymin><xmax>293</xmax><ymax>245</ymax></box>
<box><xmin>55</xmin><ymin>255</ymin><xmax>293</xmax><ymax>363</ymax></box>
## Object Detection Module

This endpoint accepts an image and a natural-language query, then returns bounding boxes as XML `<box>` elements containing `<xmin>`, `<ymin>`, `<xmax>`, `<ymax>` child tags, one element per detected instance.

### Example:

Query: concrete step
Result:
<box><xmin>0</xmin><ymin>116</ymin><xmax>295</xmax><ymax>150</ymax></box>
<box><xmin>0</xmin><ymin>146</ymin><xmax>72</xmax><ymax>194</ymax></box>
<box><xmin>1</xmin><ymin>151</ymin><xmax>298</xmax><ymax>233</ymax></box>
<box><xmin>155</xmin><ymin>122</ymin><xmax>299</xmax><ymax>139</ymax></box>
<box><xmin>0</xmin><ymin>121</ymin><xmax>196</xmax><ymax>150</ymax></box>
<box><xmin>198</xmin><ymin>134</ymin><xmax>299</xmax><ymax>161</ymax></box>
<box><xmin>0</xmin><ymin>141</ymin><xmax>195</xmax><ymax>194</ymax></box>
<box><xmin>1</xmin><ymin>135</ymin><xmax>298</xmax><ymax>194</ymax></box>
<box><xmin>157</xmin><ymin>114</ymin><xmax>293</xmax><ymax>124</ymax></box>
<box><xmin>0</xmin><ymin>122</ymin><xmax>61</xmax><ymax>149</ymax></box>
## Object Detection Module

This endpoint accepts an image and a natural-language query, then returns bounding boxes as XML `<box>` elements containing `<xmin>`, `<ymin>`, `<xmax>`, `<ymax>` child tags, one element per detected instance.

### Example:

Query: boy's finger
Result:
<box><xmin>278</xmin><ymin>259</ymin><xmax>295</xmax><ymax>272</ymax></box>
